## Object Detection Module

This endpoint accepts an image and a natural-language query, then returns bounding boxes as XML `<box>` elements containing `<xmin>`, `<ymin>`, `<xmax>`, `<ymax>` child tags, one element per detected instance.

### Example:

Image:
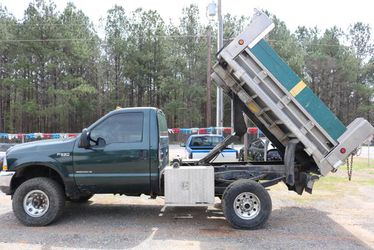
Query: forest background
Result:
<box><xmin>0</xmin><ymin>0</ymin><xmax>373</xmax><ymax>133</ymax></box>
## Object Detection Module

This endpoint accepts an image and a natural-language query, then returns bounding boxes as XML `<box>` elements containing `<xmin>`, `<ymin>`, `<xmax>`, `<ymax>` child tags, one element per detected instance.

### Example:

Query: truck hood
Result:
<box><xmin>7</xmin><ymin>138</ymin><xmax>78</xmax><ymax>156</ymax></box>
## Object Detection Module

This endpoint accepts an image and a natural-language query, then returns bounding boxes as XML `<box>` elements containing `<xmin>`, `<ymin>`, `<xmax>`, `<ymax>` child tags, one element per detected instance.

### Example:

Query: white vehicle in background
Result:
<box><xmin>0</xmin><ymin>143</ymin><xmax>15</xmax><ymax>164</ymax></box>
<box><xmin>180</xmin><ymin>134</ymin><xmax>238</xmax><ymax>162</ymax></box>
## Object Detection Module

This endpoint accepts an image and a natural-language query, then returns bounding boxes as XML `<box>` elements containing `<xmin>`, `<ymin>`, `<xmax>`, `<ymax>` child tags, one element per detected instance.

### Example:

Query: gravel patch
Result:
<box><xmin>0</xmin><ymin>190</ymin><xmax>372</xmax><ymax>249</ymax></box>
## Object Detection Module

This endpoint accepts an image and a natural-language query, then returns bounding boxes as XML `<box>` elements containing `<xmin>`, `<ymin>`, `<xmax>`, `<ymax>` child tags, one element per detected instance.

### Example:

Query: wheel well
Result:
<box><xmin>11</xmin><ymin>165</ymin><xmax>65</xmax><ymax>194</ymax></box>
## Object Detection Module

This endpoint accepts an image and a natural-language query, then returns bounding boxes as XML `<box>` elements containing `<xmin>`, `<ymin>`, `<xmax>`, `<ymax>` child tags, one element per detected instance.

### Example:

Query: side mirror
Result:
<box><xmin>180</xmin><ymin>143</ymin><xmax>186</xmax><ymax>147</ymax></box>
<box><xmin>96</xmin><ymin>137</ymin><xmax>106</xmax><ymax>147</ymax></box>
<box><xmin>79</xmin><ymin>128</ymin><xmax>90</xmax><ymax>149</ymax></box>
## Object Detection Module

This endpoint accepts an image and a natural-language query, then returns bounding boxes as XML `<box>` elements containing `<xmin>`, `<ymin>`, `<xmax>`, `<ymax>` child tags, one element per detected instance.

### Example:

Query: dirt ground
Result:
<box><xmin>0</xmin><ymin>155</ymin><xmax>373</xmax><ymax>249</ymax></box>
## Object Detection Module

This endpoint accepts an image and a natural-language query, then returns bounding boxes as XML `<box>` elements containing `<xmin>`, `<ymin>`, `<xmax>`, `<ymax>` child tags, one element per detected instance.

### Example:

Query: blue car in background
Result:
<box><xmin>181</xmin><ymin>134</ymin><xmax>238</xmax><ymax>162</ymax></box>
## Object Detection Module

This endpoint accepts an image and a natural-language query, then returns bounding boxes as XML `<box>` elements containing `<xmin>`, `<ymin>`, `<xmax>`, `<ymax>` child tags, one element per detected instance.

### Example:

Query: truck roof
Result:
<box><xmin>111</xmin><ymin>107</ymin><xmax>159</xmax><ymax>113</ymax></box>
<box><xmin>105</xmin><ymin>107</ymin><xmax>162</xmax><ymax>117</ymax></box>
<box><xmin>87</xmin><ymin>107</ymin><xmax>160</xmax><ymax>131</ymax></box>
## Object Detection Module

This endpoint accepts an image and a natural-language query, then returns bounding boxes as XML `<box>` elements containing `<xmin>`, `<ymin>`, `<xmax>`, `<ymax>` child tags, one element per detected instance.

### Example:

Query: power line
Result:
<box><xmin>0</xmin><ymin>36</ymin><xmax>363</xmax><ymax>49</ymax></box>
<box><xmin>0</xmin><ymin>34</ymin><xmax>208</xmax><ymax>43</ymax></box>
<box><xmin>0</xmin><ymin>22</ymin><xmax>91</xmax><ymax>26</ymax></box>
<box><xmin>0</xmin><ymin>38</ymin><xmax>93</xmax><ymax>42</ymax></box>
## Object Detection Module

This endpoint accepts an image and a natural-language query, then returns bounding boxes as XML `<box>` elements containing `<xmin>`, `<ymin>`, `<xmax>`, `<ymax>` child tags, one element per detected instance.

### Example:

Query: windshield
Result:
<box><xmin>189</xmin><ymin>136</ymin><xmax>223</xmax><ymax>148</ymax></box>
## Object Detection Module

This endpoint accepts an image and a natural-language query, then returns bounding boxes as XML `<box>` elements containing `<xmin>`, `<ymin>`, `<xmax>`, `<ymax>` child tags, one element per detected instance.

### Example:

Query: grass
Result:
<box><xmin>270</xmin><ymin>157</ymin><xmax>373</xmax><ymax>206</ymax></box>
<box><xmin>313</xmin><ymin>176</ymin><xmax>347</xmax><ymax>191</ymax></box>
<box><xmin>355</xmin><ymin>178</ymin><xmax>374</xmax><ymax>186</ymax></box>
<box><xmin>349</xmin><ymin>157</ymin><xmax>373</xmax><ymax>171</ymax></box>
<box><xmin>304</xmin><ymin>159</ymin><xmax>374</xmax><ymax>197</ymax></box>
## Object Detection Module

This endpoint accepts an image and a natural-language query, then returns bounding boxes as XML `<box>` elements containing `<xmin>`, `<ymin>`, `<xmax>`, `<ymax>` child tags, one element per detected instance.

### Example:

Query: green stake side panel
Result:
<box><xmin>250</xmin><ymin>39</ymin><xmax>346</xmax><ymax>141</ymax></box>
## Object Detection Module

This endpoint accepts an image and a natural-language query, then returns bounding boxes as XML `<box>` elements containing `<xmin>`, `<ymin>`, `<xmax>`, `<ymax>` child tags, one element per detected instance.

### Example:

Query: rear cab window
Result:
<box><xmin>157</xmin><ymin>110</ymin><xmax>169</xmax><ymax>167</ymax></box>
<box><xmin>157</xmin><ymin>111</ymin><xmax>168</xmax><ymax>139</ymax></box>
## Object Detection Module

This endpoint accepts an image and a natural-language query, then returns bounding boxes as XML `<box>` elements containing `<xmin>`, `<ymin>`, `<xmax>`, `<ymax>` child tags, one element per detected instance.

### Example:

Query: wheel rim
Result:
<box><xmin>23</xmin><ymin>190</ymin><xmax>50</xmax><ymax>217</ymax></box>
<box><xmin>233</xmin><ymin>192</ymin><xmax>261</xmax><ymax>220</ymax></box>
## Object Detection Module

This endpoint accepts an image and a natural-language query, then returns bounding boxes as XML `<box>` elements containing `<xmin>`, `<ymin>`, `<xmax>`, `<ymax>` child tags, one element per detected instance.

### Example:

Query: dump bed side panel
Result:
<box><xmin>251</xmin><ymin>40</ymin><xmax>346</xmax><ymax>141</ymax></box>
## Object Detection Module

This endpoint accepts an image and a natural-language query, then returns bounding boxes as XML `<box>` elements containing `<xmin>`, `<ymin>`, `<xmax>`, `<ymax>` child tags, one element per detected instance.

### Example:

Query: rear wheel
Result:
<box><xmin>12</xmin><ymin>177</ymin><xmax>65</xmax><ymax>226</ymax></box>
<box><xmin>223</xmin><ymin>179</ymin><xmax>272</xmax><ymax>229</ymax></box>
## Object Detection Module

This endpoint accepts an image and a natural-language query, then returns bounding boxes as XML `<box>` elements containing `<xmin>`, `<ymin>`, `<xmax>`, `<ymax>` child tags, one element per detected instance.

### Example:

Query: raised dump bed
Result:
<box><xmin>212</xmin><ymin>10</ymin><xmax>374</xmax><ymax>175</ymax></box>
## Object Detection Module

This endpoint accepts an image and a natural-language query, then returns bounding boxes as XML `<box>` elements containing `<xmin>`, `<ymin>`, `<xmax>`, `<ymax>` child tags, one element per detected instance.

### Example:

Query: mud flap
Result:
<box><xmin>300</xmin><ymin>173</ymin><xmax>319</xmax><ymax>194</ymax></box>
<box><xmin>284</xmin><ymin>139</ymin><xmax>319</xmax><ymax>195</ymax></box>
<box><xmin>232</xmin><ymin>95</ymin><xmax>248</xmax><ymax>138</ymax></box>
<box><xmin>284</xmin><ymin>139</ymin><xmax>299</xmax><ymax>186</ymax></box>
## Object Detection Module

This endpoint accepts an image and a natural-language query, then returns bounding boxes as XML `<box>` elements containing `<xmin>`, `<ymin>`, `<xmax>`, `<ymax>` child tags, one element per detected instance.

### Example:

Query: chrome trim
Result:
<box><xmin>23</xmin><ymin>190</ymin><xmax>50</xmax><ymax>217</ymax></box>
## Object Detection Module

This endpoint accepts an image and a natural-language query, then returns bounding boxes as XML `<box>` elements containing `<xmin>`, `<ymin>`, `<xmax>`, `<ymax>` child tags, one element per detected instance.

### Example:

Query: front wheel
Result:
<box><xmin>222</xmin><ymin>179</ymin><xmax>272</xmax><ymax>229</ymax></box>
<box><xmin>12</xmin><ymin>177</ymin><xmax>65</xmax><ymax>226</ymax></box>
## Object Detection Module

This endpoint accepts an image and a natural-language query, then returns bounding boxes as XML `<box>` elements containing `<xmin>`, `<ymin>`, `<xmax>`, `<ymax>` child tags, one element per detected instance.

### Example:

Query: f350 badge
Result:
<box><xmin>56</xmin><ymin>152</ymin><xmax>71</xmax><ymax>157</ymax></box>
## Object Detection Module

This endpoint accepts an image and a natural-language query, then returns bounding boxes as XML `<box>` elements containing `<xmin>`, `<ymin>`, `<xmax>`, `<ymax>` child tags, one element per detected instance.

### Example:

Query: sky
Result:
<box><xmin>1</xmin><ymin>0</ymin><xmax>374</xmax><ymax>34</ymax></box>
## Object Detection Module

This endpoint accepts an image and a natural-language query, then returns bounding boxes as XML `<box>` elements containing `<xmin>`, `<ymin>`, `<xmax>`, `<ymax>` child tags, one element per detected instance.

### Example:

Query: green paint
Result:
<box><xmin>251</xmin><ymin>39</ymin><xmax>300</xmax><ymax>90</ymax></box>
<box><xmin>250</xmin><ymin>39</ymin><xmax>346</xmax><ymax>141</ymax></box>
<box><xmin>296</xmin><ymin>88</ymin><xmax>346</xmax><ymax>140</ymax></box>
<box><xmin>6</xmin><ymin>107</ymin><xmax>168</xmax><ymax>196</ymax></box>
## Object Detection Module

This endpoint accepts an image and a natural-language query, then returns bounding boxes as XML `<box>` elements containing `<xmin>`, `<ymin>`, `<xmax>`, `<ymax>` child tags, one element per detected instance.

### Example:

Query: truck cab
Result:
<box><xmin>73</xmin><ymin>107</ymin><xmax>168</xmax><ymax>195</ymax></box>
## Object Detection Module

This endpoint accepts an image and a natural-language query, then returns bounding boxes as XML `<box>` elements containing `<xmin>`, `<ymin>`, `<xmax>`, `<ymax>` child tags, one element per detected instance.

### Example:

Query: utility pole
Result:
<box><xmin>206</xmin><ymin>29</ymin><xmax>212</xmax><ymax>127</ymax></box>
<box><xmin>207</xmin><ymin>0</ymin><xmax>224</xmax><ymax>133</ymax></box>
<box><xmin>216</xmin><ymin>0</ymin><xmax>224</xmax><ymax>134</ymax></box>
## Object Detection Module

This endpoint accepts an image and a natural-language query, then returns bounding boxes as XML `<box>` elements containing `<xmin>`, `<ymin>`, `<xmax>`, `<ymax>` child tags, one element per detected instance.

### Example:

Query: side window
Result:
<box><xmin>90</xmin><ymin>113</ymin><xmax>144</xmax><ymax>144</ymax></box>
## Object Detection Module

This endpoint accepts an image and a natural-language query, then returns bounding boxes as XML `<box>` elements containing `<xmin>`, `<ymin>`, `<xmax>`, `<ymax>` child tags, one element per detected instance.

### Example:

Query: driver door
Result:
<box><xmin>73</xmin><ymin>111</ymin><xmax>150</xmax><ymax>194</ymax></box>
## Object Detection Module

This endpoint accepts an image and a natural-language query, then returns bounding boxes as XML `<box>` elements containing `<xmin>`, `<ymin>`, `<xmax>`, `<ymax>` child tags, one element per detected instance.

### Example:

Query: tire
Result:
<box><xmin>266</xmin><ymin>149</ymin><xmax>282</xmax><ymax>161</ymax></box>
<box><xmin>222</xmin><ymin>179</ymin><xmax>272</xmax><ymax>229</ymax></box>
<box><xmin>67</xmin><ymin>194</ymin><xmax>94</xmax><ymax>203</ymax></box>
<box><xmin>12</xmin><ymin>177</ymin><xmax>65</xmax><ymax>226</ymax></box>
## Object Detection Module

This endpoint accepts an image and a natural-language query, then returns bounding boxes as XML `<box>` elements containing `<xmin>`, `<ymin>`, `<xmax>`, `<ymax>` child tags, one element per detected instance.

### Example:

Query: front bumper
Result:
<box><xmin>0</xmin><ymin>171</ymin><xmax>15</xmax><ymax>195</ymax></box>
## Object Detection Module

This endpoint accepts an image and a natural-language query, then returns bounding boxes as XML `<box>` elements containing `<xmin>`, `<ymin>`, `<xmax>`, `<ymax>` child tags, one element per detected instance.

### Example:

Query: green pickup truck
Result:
<box><xmin>0</xmin><ymin>108</ymin><xmax>169</xmax><ymax>225</ymax></box>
